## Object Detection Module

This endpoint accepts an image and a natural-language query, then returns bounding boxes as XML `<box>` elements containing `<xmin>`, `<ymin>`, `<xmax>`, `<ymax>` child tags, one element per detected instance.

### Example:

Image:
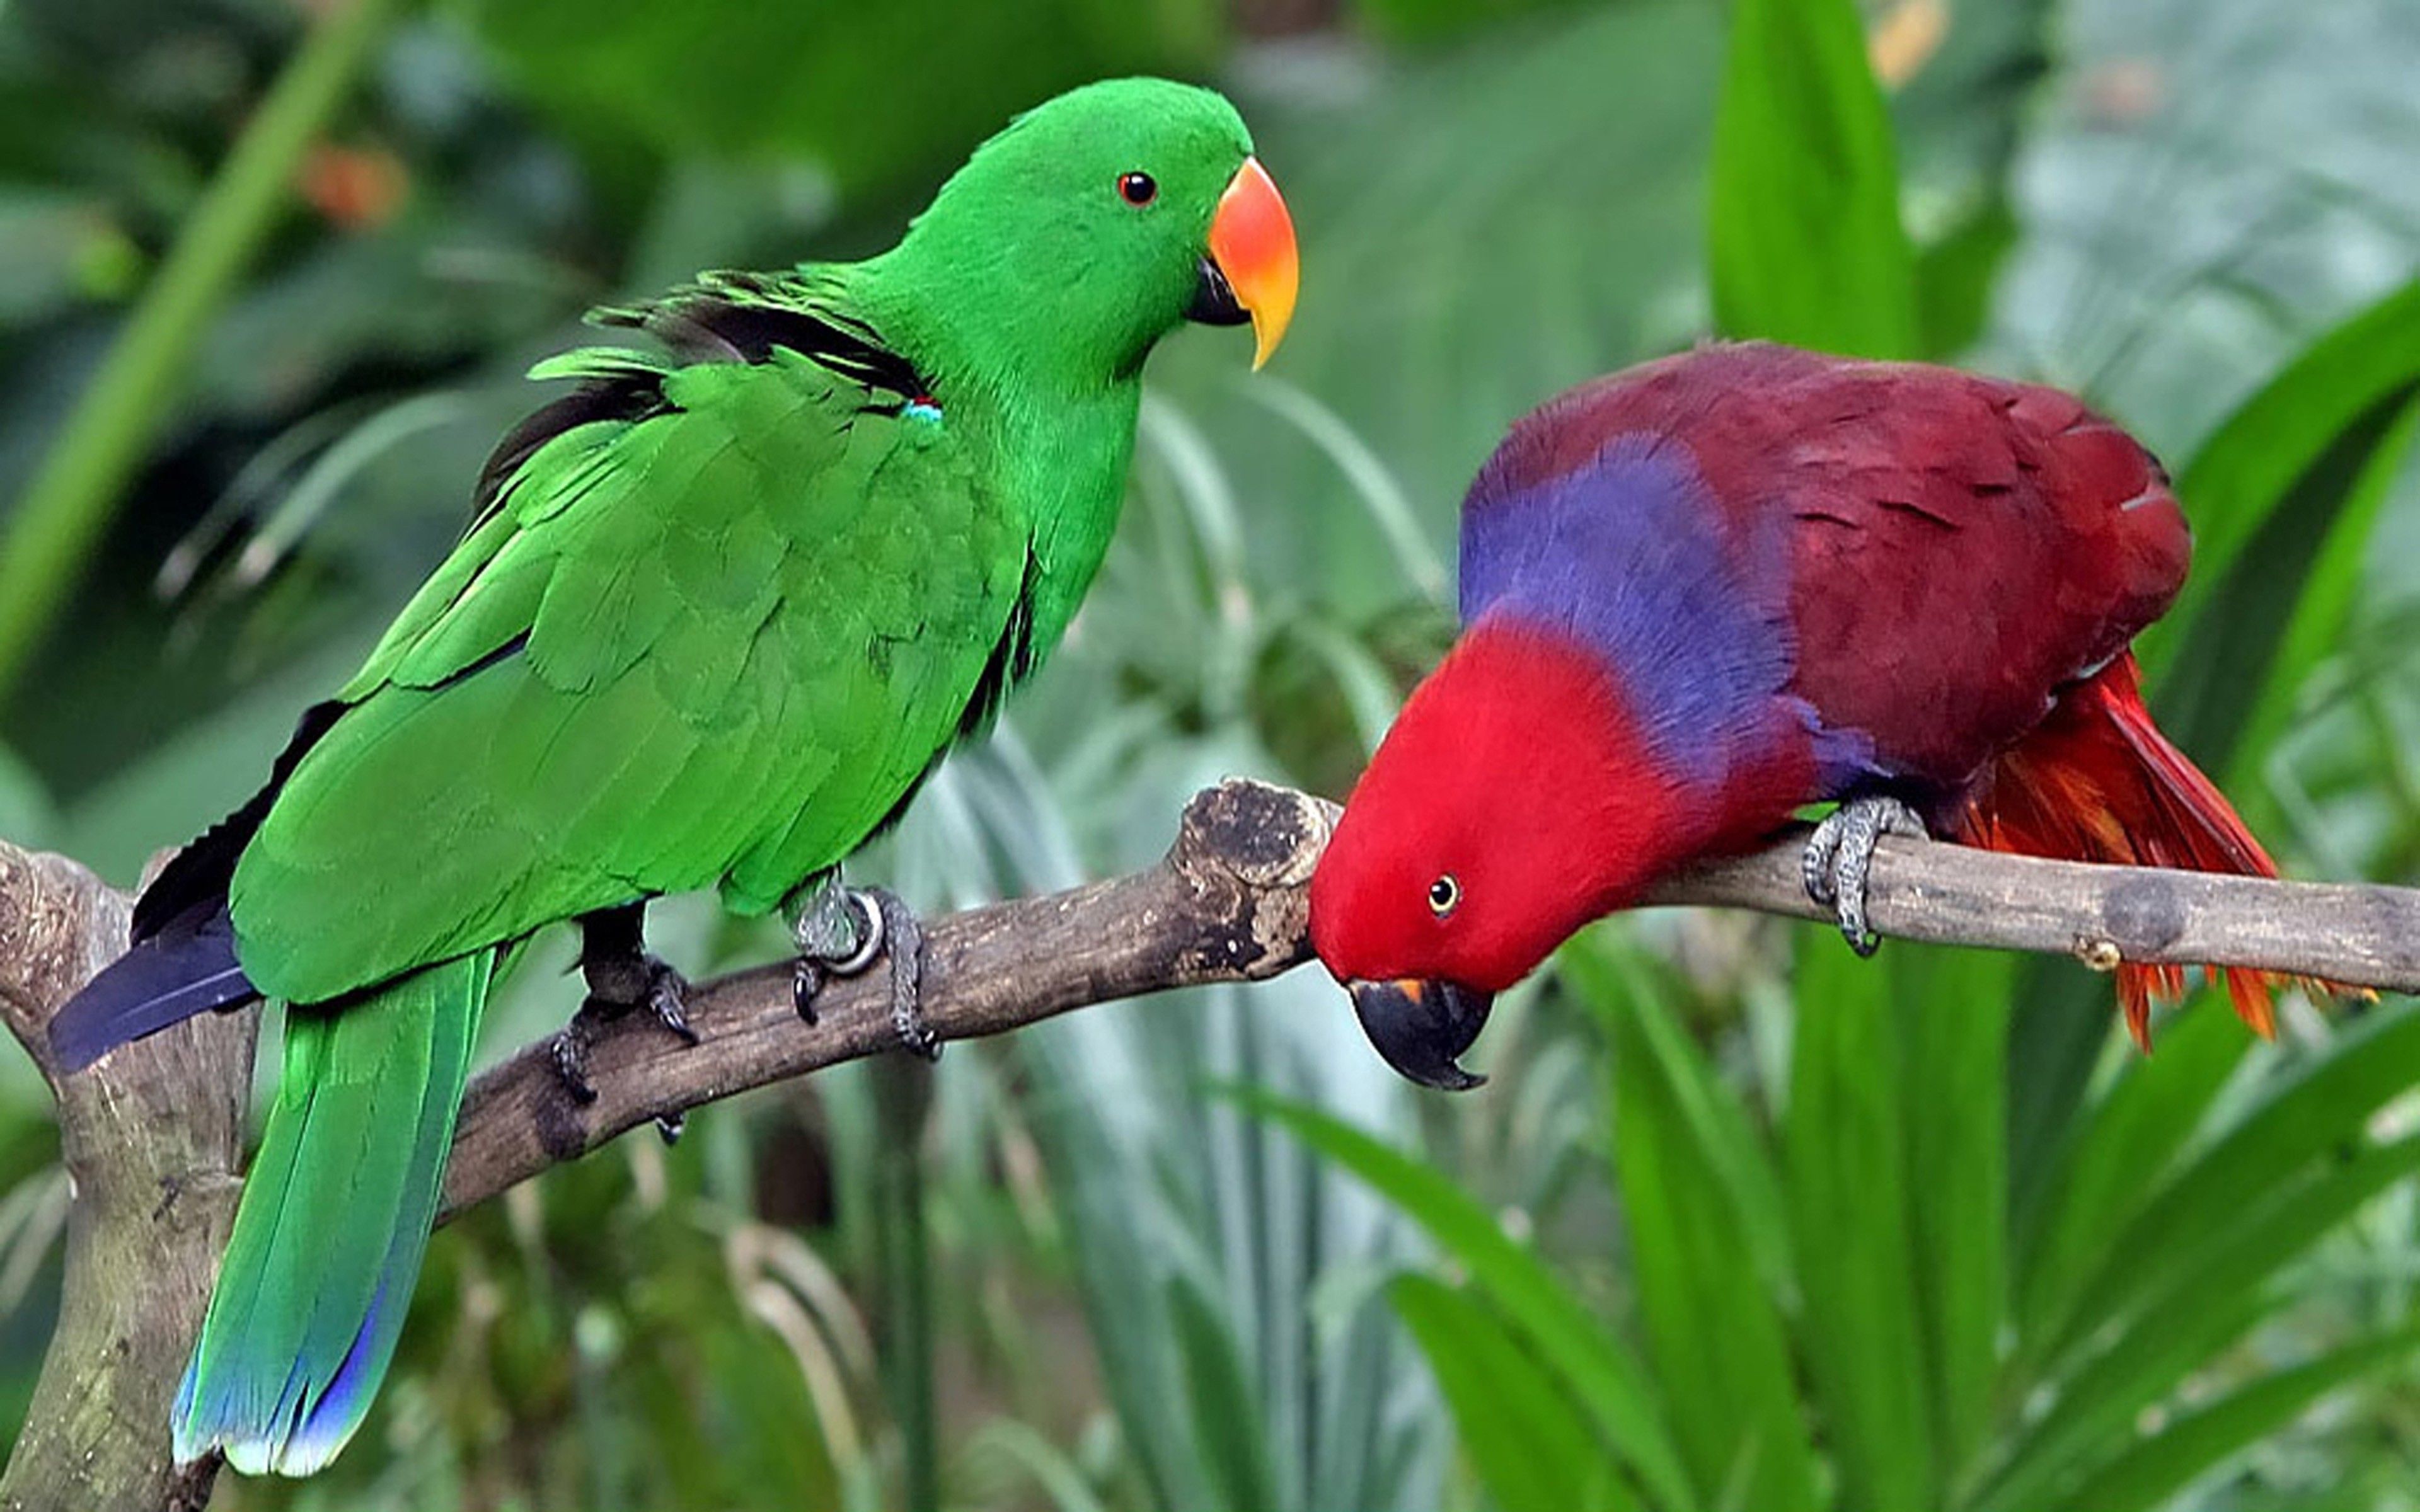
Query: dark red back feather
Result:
<box><xmin>1498</xmin><ymin>342</ymin><xmax>2193</xmax><ymax>794</ymax></box>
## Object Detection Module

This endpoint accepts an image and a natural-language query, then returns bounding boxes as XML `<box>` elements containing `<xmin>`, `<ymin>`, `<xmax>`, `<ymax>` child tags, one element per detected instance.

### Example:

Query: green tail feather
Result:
<box><xmin>173</xmin><ymin>950</ymin><xmax>491</xmax><ymax>1475</ymax></box>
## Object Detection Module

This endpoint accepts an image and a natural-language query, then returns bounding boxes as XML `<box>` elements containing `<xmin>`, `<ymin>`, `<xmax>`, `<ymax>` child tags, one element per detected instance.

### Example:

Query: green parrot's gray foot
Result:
<box><xmin>553</xmin><ymin>904</ymin><xmax>698</xmax><ymax>1141</ymax></box>
<box><xmin>791</xmin><ymin>886</ymin><xmax>936</xmax><ymax>1060</ymax></box>
<box><xmin>868</xmin><ymin>890</ymin><xmax>936</xmax><ymax>1061</ymax></box>
<box><xmin>789</xmin><ymin>883</ymin><xmax>882</xmax><ymax>1026</ymax></box>
<box><xmin>1802</xmin><ymin>795</ymin><xmax>1928</xmax><ymax>958</ymax></box>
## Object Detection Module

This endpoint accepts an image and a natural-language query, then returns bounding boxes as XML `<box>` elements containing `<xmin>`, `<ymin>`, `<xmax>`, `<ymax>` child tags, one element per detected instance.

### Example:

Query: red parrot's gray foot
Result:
<box><xmin>790</xmin><ymin>886</ymin><xmax>936</xmax><ymax>1060</ymax></box>
<box><xmin>553</xmin><ymin>903</ymin><xmax>697</xmax><ymax>1140</ymax></box>
<box><xmin>1802</xmin><ymin>795</ymin><xmax>1928</xmax><ymax>957</ymax></box>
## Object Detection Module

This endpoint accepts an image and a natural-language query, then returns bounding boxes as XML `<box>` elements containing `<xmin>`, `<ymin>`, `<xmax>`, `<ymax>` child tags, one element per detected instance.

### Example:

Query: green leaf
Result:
<box><xmin>1783</xmin><ymin>937</ymin><xmax>1933</xmax><ymax>1510</ymax></box>
<box><xmin>1389</xmin><ymin>1274</ymin><xmax>1632</xmax><ymax>1512</ymax></box>
<box><xmin>1707</xmin><ymin>0</ymin><xmax>1916</xmax><ymax>356</ymax></box>
<box><xmin>1891</xmin><ymin>0</ymin><xmax>2046</xmax><ymax>358</ymax></box>
<box><xmin>2139</xmin><ymin>275</ymin><xmax>2420</xmax><ymax>685</ymax></box>
<box><xmin>2003</xmin><ymin>961</ymin><xmax>2126</xmax><ymax>1263</ymax></box>
<box><xmin>1565</xmin><ymin>940</ymin><xmax>1820</xmax><ymax>1512</ymax></box>
<box><xmin>2010</xmin><ymin>1000</ymin><xmax>2249</xmax><ymax>1373</ymax></box>
<box><xmin>1890</xmin><ymin>946</ymin><xmax>2013</xmax><ymax>1491</ymax></box>
<box><xmin>1568</xmin><ymin>938</ymin><xmax>1794</xmax><ymax>1298</ymax></box>
<box><xmin>2061</xmin><ymin>1003</ymin><xmax>2420</xmax><ymax>1358</ymax></box>
<box><xmin>1239</xmin><ymin>1087</ymin><xmax>1694</xmax><ymax>1511</ymax></box>
<box><xmin>2216</xmin><ymin>392</ymin><xmax>2420</xmax><ymax>807</ymax></box>
<box><xmin>1983</xmin><ymin>1134</ymin><xmax>2420</xmax><ymax>1511</ymax></box>
<box><xmin>446</xmin><ymin>0</ymin><xmax>1225</xmax><ymax>200</ymax></box>
<box><xmin>1167</xmin><ymin>1272</ymin><xmax>1279</xmax><ymax>1512</ymax></box>
<box><xmin>2153</xmin><ymin>381</ymin><xmax>2420</xmax><ymax>780</ymax></box>
<box><xmin>1913</xmin><ymin>197</ymin><xmax>2018</xmax><ymax>360</ymax></box>
<box><xmin>964</xmin><ymin>1419</ymin><xmax>1113</xmax><ymax>1512</ymax></box>
<box><xmin>2046</xmin><ymin>1324</ymin><xmax>2420</xmax><ymax>1512</ymax></box>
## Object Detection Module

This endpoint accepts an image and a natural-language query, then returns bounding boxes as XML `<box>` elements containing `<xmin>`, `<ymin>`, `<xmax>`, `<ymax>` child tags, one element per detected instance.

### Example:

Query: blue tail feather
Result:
<box><xmin>48</xmin><ymin>909</ymin><xmax>258</xmax><ymax>1071</ymax></box>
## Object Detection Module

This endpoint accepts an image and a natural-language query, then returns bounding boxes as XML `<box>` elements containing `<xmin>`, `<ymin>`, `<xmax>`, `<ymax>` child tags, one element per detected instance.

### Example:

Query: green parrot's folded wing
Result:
<box><xmin>233</xmin><ymin>349</ymin><xmax>1023</xmax><ymax>1005</ymax></box>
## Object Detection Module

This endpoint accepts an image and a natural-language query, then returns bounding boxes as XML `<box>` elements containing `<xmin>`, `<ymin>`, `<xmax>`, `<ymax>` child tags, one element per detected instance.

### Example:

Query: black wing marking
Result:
<box><xmin>957</xmin><ymin>549</ymin><xmax>1042</xmax><ymax>740</ymax></box>
<box><xmin>464</xmin><ymin>278</ymin><xmax>935</xmax><ymax>539</ymax></box>
<box><xmin>599</xmin><ymin>274</ymin><xmax>933</xmax><ymax>410</ymax></box>
<box><xmin>463</xmin><ymin>368</ymin><xmax>674</xmax><ymax>541</ymax></box>
<box><xmin>131</xmin><ymin>700</ymin><xmax>346</xmax><ymax>944</ymax></box>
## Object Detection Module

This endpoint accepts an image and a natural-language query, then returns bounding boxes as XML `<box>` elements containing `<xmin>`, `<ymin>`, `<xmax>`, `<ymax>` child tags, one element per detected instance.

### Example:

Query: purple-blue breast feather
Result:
<box><xmin>1458</xmin><ymin>431</ymin><xmax>1876</xmax><ymax>795</ymax></box>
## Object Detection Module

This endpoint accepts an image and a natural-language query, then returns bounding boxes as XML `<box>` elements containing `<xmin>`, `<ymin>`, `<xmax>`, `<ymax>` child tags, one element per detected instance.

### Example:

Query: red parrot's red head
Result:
<box><xmin>1309</xmin><ymin>619</ymin><xmax>1688</xmax><ymax>1089</ymax></box>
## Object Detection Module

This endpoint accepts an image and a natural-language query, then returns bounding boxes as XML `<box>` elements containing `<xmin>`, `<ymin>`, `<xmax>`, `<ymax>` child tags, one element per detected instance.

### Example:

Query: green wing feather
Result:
<box><xmin>233</xmin><ymin>343</ymin><xmax>1022</xmax><ymax>1003</ymax></box>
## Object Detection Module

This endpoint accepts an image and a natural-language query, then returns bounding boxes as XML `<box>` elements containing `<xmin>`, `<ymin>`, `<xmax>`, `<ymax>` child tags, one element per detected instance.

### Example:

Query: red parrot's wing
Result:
<box><xmin>1758</xmin><ymin>360</ymin><xmax>2191</xmax><ymax>791</ymax></box>
<box><xmin>1468</xmin><ymin>343</ymin><xmax>2191</xmax><ymax>798</ymax></box>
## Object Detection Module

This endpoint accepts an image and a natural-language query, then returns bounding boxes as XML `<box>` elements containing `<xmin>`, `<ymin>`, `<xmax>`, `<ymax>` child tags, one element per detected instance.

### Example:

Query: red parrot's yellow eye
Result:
<box><xmin>1117</xmin><ymin>171</ymin><xmax>1157</xmax><ymax>206</ymax></box>
<box><xmin>1427</xmin><ymin>874</ymin><xmax>1460</xmax><ymax>917</ymax></box>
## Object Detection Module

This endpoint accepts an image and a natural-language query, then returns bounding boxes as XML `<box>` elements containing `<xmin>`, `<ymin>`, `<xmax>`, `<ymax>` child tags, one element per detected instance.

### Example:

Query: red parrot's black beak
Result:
<box><xmin>1347</xmin><ymin>977</ymin><xmax>1494</xmax><ymax>1092</ymax></box>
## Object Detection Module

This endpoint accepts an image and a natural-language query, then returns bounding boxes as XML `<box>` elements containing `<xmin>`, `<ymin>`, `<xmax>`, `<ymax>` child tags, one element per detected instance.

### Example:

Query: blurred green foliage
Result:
<box><xmin>446</xmin><ymin>0</ymin><xmax>1228</xmax><ymax>202</ymax></box>
<box><xmin>2</xmin><ymin>0</ymin><xmax>2420</xmax><ymax>1508</ymax></box>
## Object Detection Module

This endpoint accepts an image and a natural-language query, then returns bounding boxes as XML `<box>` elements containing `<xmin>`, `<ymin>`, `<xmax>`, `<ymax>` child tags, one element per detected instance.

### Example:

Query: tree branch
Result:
<box><xmin>9</xmin><ymin>777</ymin><xmax>2420</xmax><ymax>1509</ymax></box>
<box><xmin>1647</xmin><ymin>831</ymin><xmax>2420</xmax><ymax>992</ymax></box>
<box><xmin>438</xmin><ymin>778</ymin><xmax>1330</xmax><ymax>1216</ymax></box>
<box><xmin>0</xmin><ymin>846</ymin><xmax>251</xmax><ymax>1512</ymax></box>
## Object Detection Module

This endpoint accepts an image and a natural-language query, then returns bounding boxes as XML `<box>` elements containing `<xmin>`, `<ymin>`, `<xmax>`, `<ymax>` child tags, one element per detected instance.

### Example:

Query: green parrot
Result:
<box><xmin>49</xmin><ymin>76</ymin><xmax>1298</xmax><ymax>1476</ymax></box>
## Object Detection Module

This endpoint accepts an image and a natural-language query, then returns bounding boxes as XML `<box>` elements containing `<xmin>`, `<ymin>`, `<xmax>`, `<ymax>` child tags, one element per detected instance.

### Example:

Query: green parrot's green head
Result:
<box><xmin>885</xmin><ymin>76</ymin><xmax>1298</xmax><ymax>393</ymax></box>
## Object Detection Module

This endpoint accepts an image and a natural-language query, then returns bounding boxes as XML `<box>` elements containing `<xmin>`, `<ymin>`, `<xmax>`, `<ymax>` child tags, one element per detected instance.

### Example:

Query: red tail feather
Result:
<box><xmin>1948</xmin><ymin>653</ymin><xmax>2303</xmax><ymax>1050</ymax></box>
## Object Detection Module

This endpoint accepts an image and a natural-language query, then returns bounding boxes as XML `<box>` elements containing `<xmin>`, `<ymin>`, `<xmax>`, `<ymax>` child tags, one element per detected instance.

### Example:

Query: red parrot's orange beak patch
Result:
<box><xmin>1207</xmin><ymin>157</ymin><xmax>1298</xmax><ymax>369</ymax></box>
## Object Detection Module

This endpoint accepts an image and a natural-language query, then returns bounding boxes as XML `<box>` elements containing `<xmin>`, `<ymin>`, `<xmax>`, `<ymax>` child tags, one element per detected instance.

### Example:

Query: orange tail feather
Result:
<box><xmin>1949</xmin><ymin>653</ymin><xmax>2313</xmax><ymax>1050</ymax></box>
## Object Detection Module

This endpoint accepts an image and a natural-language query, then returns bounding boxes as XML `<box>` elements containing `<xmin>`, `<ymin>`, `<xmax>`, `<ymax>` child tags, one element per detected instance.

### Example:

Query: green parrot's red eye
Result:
<box><xmin>1117</xmin><ymin>171</ymin><xmax>1157</xmax><ymax>207</ymax></box>
<box><xmin>1427</xmin><ymin>874</ymin><xmax>1460</xmax><ymax>917</ymax></box>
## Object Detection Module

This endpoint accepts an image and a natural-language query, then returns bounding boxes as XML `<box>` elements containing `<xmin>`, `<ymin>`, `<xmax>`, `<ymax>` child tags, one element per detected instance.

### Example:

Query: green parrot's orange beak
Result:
<box><xmin>1206</xmin><ymin>156</ymin><xmax>1297</xmax><ymax>369</ymax></box>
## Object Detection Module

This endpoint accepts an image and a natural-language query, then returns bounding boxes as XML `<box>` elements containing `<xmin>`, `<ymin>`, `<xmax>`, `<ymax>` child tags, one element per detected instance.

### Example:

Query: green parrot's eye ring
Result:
<box><xmin>1427</xmin><ymin>874</ymin><xmax>1460</xmax><ymax>917</ymax></box>
<box><xmin>1117</xmin><ymin>171</ymin><xmax>1157</xmax><ymax>207</ymax></box>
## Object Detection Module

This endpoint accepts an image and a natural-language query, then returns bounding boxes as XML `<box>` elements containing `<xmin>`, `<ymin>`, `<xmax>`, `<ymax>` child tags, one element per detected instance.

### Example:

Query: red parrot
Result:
<box><xmin>1308</xmin><ymin>342</ymin><xmax>2309</xmax><ymax>1090</ymax></box>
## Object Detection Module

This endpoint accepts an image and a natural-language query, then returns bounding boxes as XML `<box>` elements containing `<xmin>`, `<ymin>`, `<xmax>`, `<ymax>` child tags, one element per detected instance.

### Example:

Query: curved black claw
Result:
<box><xmin>1802</xmin><ymin>795</ymin><xmax>1928</xmax><ymax>957</ymax></box>
<box><xmin>792</xmin><ymin>959</ymin><xmax>823</xmax><ymax>1025</ymax></box>
<box><xmin>654</xmin><ymin>962</ymin><xmax>697</xmax><ymax>1043</ymax></box>
<box><xmin>551</xmin><ymin>1020</ymin><xmax>602</xmax><ymax>1106</ymax></box>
